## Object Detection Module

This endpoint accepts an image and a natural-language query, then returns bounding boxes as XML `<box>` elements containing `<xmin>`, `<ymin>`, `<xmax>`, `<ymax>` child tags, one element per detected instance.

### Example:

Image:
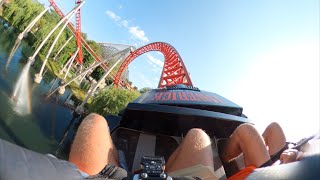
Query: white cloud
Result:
<box><xmin>144</xmin><ymin>54</ymin><xmax>163</xmax><ymax>74</ymax></box>
<box><xmin>134</xmin><ymin>72</ymin><xmax>157</xmax><ymax>89</ymax></box>
<box><xmin>151</xmin><ymin>67</ymin><xmax>161</xmax><ymax>73</ymax></box>
<box><xmin>129</xmin><ymin>26</ymin><xmax>149</xmax><ymax>43</ymax></box>
<box><xmin>146</xmin><ymin>54</ymin><xmax>163</xmax><ymax>67</ymax></box>
<box><xmin>120</xmin><ymin>20</ymin><xmax>129</xmax><ymax>28</ymax></box>
<box><xmin>106</xmin><ymin>10</ymin><xmax>120</xmax><ymax>21</ymax></box>
<box><xmin>106</xmin><ymin>10</ymin><xmax>149</xmax><ymax>44</ymax></box>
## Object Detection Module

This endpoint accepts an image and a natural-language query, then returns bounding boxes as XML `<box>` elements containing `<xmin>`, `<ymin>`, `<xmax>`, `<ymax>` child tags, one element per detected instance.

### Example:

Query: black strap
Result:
<box><xmin>259</xmin><ymin>159</ymin><xmax>274</xmax><ymax>168</ymax></box>
<box><xmin>86</xmin><ymin>164</ymin><xmax>134</xmax><ymax>180</ymax></box>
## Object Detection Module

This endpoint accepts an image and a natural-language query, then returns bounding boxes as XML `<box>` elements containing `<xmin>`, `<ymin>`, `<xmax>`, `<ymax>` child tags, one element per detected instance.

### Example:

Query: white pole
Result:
<box><xmin>63</xmin><ymin>48</ymin><xmax>79</xmax><ymax>80</ymax></box>
<box><xmin>59</xmin><ymin>48</ymin><xmax>78</xmax><ymax>74</ymax></box>
<box><xmin>79</xmin><ymin>71</ymin><xmax>87</xmax><ymax>83</ymax></box>
<box><xmin>64</xmin><ymin>47</ymin><xmax>130</xmax><ymax>87</ymax></box>
<box><xmin>34</xmin><ymin>1</ymin><xmax>84</xmax><ymax>83</ymax></box>
<box><xmin>47</xmin><ymin>47</ymin><xmax>131</xmax><ymax>97</ymax></box>
<box><xmin>53</xmin><ymin>36</ymin><xmax>73</xmax><ymax>61</ymax></box>
<box><xmin>28</xmin><ymin>2</ymin><xmax>84</xmax><ymax>63</ymax></box>
<box><xmin>18</xmin><ymin>6</ymin><xmax>51</xmax><ymax>40</ymax></box>
<box><xmin>0</xmin><ymin>0</ymin><xmax>5</xmax><ymax>7</ymax></box>
<box><xmin>75</xmin><ymin>59</ymin><xmax>122</xmax><ymax>114</ymax></box>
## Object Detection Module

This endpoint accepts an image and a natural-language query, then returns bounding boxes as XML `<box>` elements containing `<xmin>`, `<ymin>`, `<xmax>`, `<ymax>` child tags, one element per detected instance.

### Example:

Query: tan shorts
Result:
<box><xmin>168</xmin><ymin>164</ymin><xmax>218</xmax><ymax>180</ymax></box>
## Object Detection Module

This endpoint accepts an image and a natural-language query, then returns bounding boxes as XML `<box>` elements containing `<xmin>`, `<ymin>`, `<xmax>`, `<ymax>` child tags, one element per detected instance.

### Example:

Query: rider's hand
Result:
<box><xmin>280</xmin><ymin>149</ymin><xmax>299</xmax><ymax>164</ymax></box>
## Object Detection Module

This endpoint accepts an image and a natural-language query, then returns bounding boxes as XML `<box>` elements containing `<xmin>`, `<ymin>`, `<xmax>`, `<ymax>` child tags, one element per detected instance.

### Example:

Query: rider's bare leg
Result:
<box><xmin>262</xmin><ymin>122</ymin><xmax>287</xmax><ymax>155</ymax></box>
<box><xmin>69</xmin><ymin>113</ymin><xmax>119</xmax><ymax>175</ymax></box>
<box><xmin>166</xmin><ymin>128</ymin><xmax>214</xmax><ymax>173</ymax></box>
<box><xmin>220</xmin><ymin>123</ymin><xmax>270</xmax><ymax>167</ymax></box>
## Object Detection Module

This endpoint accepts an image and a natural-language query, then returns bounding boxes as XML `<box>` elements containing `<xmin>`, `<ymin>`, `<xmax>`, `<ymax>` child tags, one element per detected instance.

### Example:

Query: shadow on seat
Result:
<box><xmin>111</xmin><ymin>127</ymin><xmax>181</xmax><ymax>172</ymax></box>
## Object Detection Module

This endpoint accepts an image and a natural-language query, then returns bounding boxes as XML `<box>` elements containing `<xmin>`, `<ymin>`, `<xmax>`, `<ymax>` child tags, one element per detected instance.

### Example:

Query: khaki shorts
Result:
<box><xmin>168</xmin><ymin>164</ymin><xmax>218</xmax><ymax>180</ymax></box>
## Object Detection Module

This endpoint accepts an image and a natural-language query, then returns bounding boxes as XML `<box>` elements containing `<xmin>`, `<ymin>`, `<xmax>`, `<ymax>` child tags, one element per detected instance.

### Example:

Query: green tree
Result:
<box><xmin>91</xmin><ymin>66</ymin><xmax>105</xmax><ymax>81</ymax></box>
<box><xmin>139</xmin><ymin>87</ymin><xmax>151</xmax><ymax>93</ymax></box>
<box><xmin>105</xmin><ymin>76</ymin><xmax>114</xmax><ymax>85</ymax></box>
<box><xmin>89</xmin><ymin>87</ymin><xmax>140</xmax><ymax>115</ymax></box>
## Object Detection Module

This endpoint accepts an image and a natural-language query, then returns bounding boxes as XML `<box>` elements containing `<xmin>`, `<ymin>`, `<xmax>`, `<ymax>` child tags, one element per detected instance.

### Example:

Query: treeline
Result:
<box><xmin>0</xmin><ymin>0</ymin><xmax>107</xmax><ymax>78</ymax></box>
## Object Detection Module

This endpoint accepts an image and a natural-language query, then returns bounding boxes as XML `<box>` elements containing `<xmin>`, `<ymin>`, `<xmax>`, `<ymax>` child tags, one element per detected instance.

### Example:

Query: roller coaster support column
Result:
<box><xmin>75</xmin><ymin>59</ymin><xmax>122</xmax><ymax>114</ymax></box>
<box><xmin>47</xmin><ymin>47</ymin><xmax>131</xmax><ymax>98</ymax></box>
<box><xmin>79</xmin><ymin>62</ymin><xmax>92</xmax><ymax>83</ymax></box>
<box><xmin>78</xmin><ymin>71</ymin><xmax>88</xmax><ymax>83</ymax></box>
<box><xmin>34</xmin><ymin>1</ymin><xmax>84</xmax><ymax>84</ymax></box>
<box><xmin>47</xmin><ymin>78</ymin><xmax>59</xmax><ymax>94</ymax></box>
<box><xmin>63</xmin><ymin>48</ymin><xmax>79</xmax><ymax>80</ymax></box>
<box><xmin>64</xmin><ymin>93</ymin><xmax>73</xmax><ymax>105</ymax></box>
<box><xmin>18</xmin><ymin>6</ymin><xmax>51</xmax><ymax>40</ymax></box>
<box><xmin>27</xmin><ymin>3</ymin><xmax>83</xmax><ymax>64</ymax></box>
<box><xmin>59</xmin><ymin>49</ymin><xmax>78</xmax><ymax>75</ymax></box>
<box><xmin>0</xmin><ymin>0</ymin><xmax>5</xmax><ymax>7</ymax></box>
<box><xmin>53</xmin><ymin>36</ymin><xmax>73</xmax><ymax>61</ymax></box>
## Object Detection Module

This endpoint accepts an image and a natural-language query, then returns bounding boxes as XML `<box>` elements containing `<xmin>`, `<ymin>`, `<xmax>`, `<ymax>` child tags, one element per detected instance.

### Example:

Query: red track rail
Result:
<box><xmin>114</xmin><ymin>42</ymin><xmax>193</xmax><ymax>88</ymax></box>
<box><xmin>75</xmin><ymin>0</ymin><xmax>83</xmax><ymax>64</ymax></box>
<box><xmin>48</xmin><ymin>0</ymin><xmax>131</xmax><ymax>89</ymax></box>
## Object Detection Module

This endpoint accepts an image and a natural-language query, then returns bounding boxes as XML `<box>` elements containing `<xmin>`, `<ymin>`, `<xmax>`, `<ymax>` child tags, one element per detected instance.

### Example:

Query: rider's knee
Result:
<box><xmin>235</xmin><ymin>123</ymin><xmax>256</xmax><ymax>132</ymax></box>
<box><xmin>187</xmin><ymin>128</ymin><xmax>208</xmax><ymax>136</ymax></box>
<box><xmin>185</xmin><ymin>128</ymin><xmax>211</xmax><ymax>143</ymax></box>
<box><xmin>267</xmin><ymin>122</ymin><xmax>282</xmax><ymax>131</ymax></box>
<box><xmin>233</xmin><ymin>123</ymin><xmax>259</xmax><ymax>139</ymax></box>
<box><xmin>81</xmin><ymin>113</ymin><xmax>109</xmax><ymax>129</ymax></box>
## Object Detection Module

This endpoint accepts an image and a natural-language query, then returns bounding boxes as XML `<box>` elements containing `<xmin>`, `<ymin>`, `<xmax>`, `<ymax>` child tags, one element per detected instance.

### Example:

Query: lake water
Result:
<box><xmin>0</xmin><ymin>22</ymin><xmax>77</xmax><ymax>156</ymax></box>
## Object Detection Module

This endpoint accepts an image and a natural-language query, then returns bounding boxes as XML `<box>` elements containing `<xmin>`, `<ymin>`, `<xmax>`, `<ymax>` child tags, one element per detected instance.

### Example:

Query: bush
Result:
<box><xmin>88</xmin><ymin>87</ymin><xmax>140</xmax><ymax>115</ymax></box>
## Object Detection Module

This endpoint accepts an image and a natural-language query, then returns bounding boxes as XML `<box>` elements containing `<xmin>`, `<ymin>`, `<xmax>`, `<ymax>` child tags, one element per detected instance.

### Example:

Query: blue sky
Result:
<box><xmin>38</xmin><ymin>0</ymin><xmax>319</xmax><ymax>141</ymax></box>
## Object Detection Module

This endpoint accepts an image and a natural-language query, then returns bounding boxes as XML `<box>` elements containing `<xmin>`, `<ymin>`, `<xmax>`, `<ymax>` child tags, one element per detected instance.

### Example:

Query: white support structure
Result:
<box><xmin>34</xmin><ymin>1</ymin><xmax>84</xmax><ymax>84</ymax></box>
<box><xmin>47</xmin><ymin>78</ymin><xmax>59</xmax><ymax>94</ymax></box>
<box><xmin>59</xmin><ymin>48</ymin><xmax>79</xmax><ymax>75</ymax></box>
<box><xmin>75</xmin><ymin>59</ymin><xmax>122</xmax><ymax>114</ymax></box>
<box><xmin>47</xmin><ymin>47</ymin><xmax>132</xmax><ymax>97</ymax></box>
<box><xmin>63</xmin><ymin>48</ymin><xmax>79</xmax><ymax>80</ymax></box>
<box><xmin>53</xmin><ymin>36</ymin><xmax>73</xmax><ymax>61</ymax></box>
<box><xmin>63</xmin><ymin>58</ymin><xmax>75</xmax><ymax>80</ymax></box>
<box><xmin>18</xmin><ymin>6</ymin><xmax>51</xmax><ymax>40</ymax></box>
<box><xmin>6</xmin><ymin>6</ymin><xmax>50</xmax><ymax>70</ymax></box>
<box><xmin>79</xmin><ymin>71</ymin><xmax>87</xmax><ymax>83</ymax></box>
<box><xmin>64</xmin><ymin>93</ymin><xmax>73</xmax><ymax>105</ymax></box>
<box><xmin>28</xmin><ymin>2</ymin><xmax>84</xmax><ymax>64</ymax></box>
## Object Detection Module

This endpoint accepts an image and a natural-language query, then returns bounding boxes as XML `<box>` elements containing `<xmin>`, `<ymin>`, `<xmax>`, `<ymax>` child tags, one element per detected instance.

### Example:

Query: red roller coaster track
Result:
<box><xmin>114</xmin><ymin>42</ymin><xmax>193</xmax><ymax>88</ymax></box>
<box><xmin>75</xmin><ymin>0</ymin><xmax>83</xmax><ymax>64</ymax></box>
